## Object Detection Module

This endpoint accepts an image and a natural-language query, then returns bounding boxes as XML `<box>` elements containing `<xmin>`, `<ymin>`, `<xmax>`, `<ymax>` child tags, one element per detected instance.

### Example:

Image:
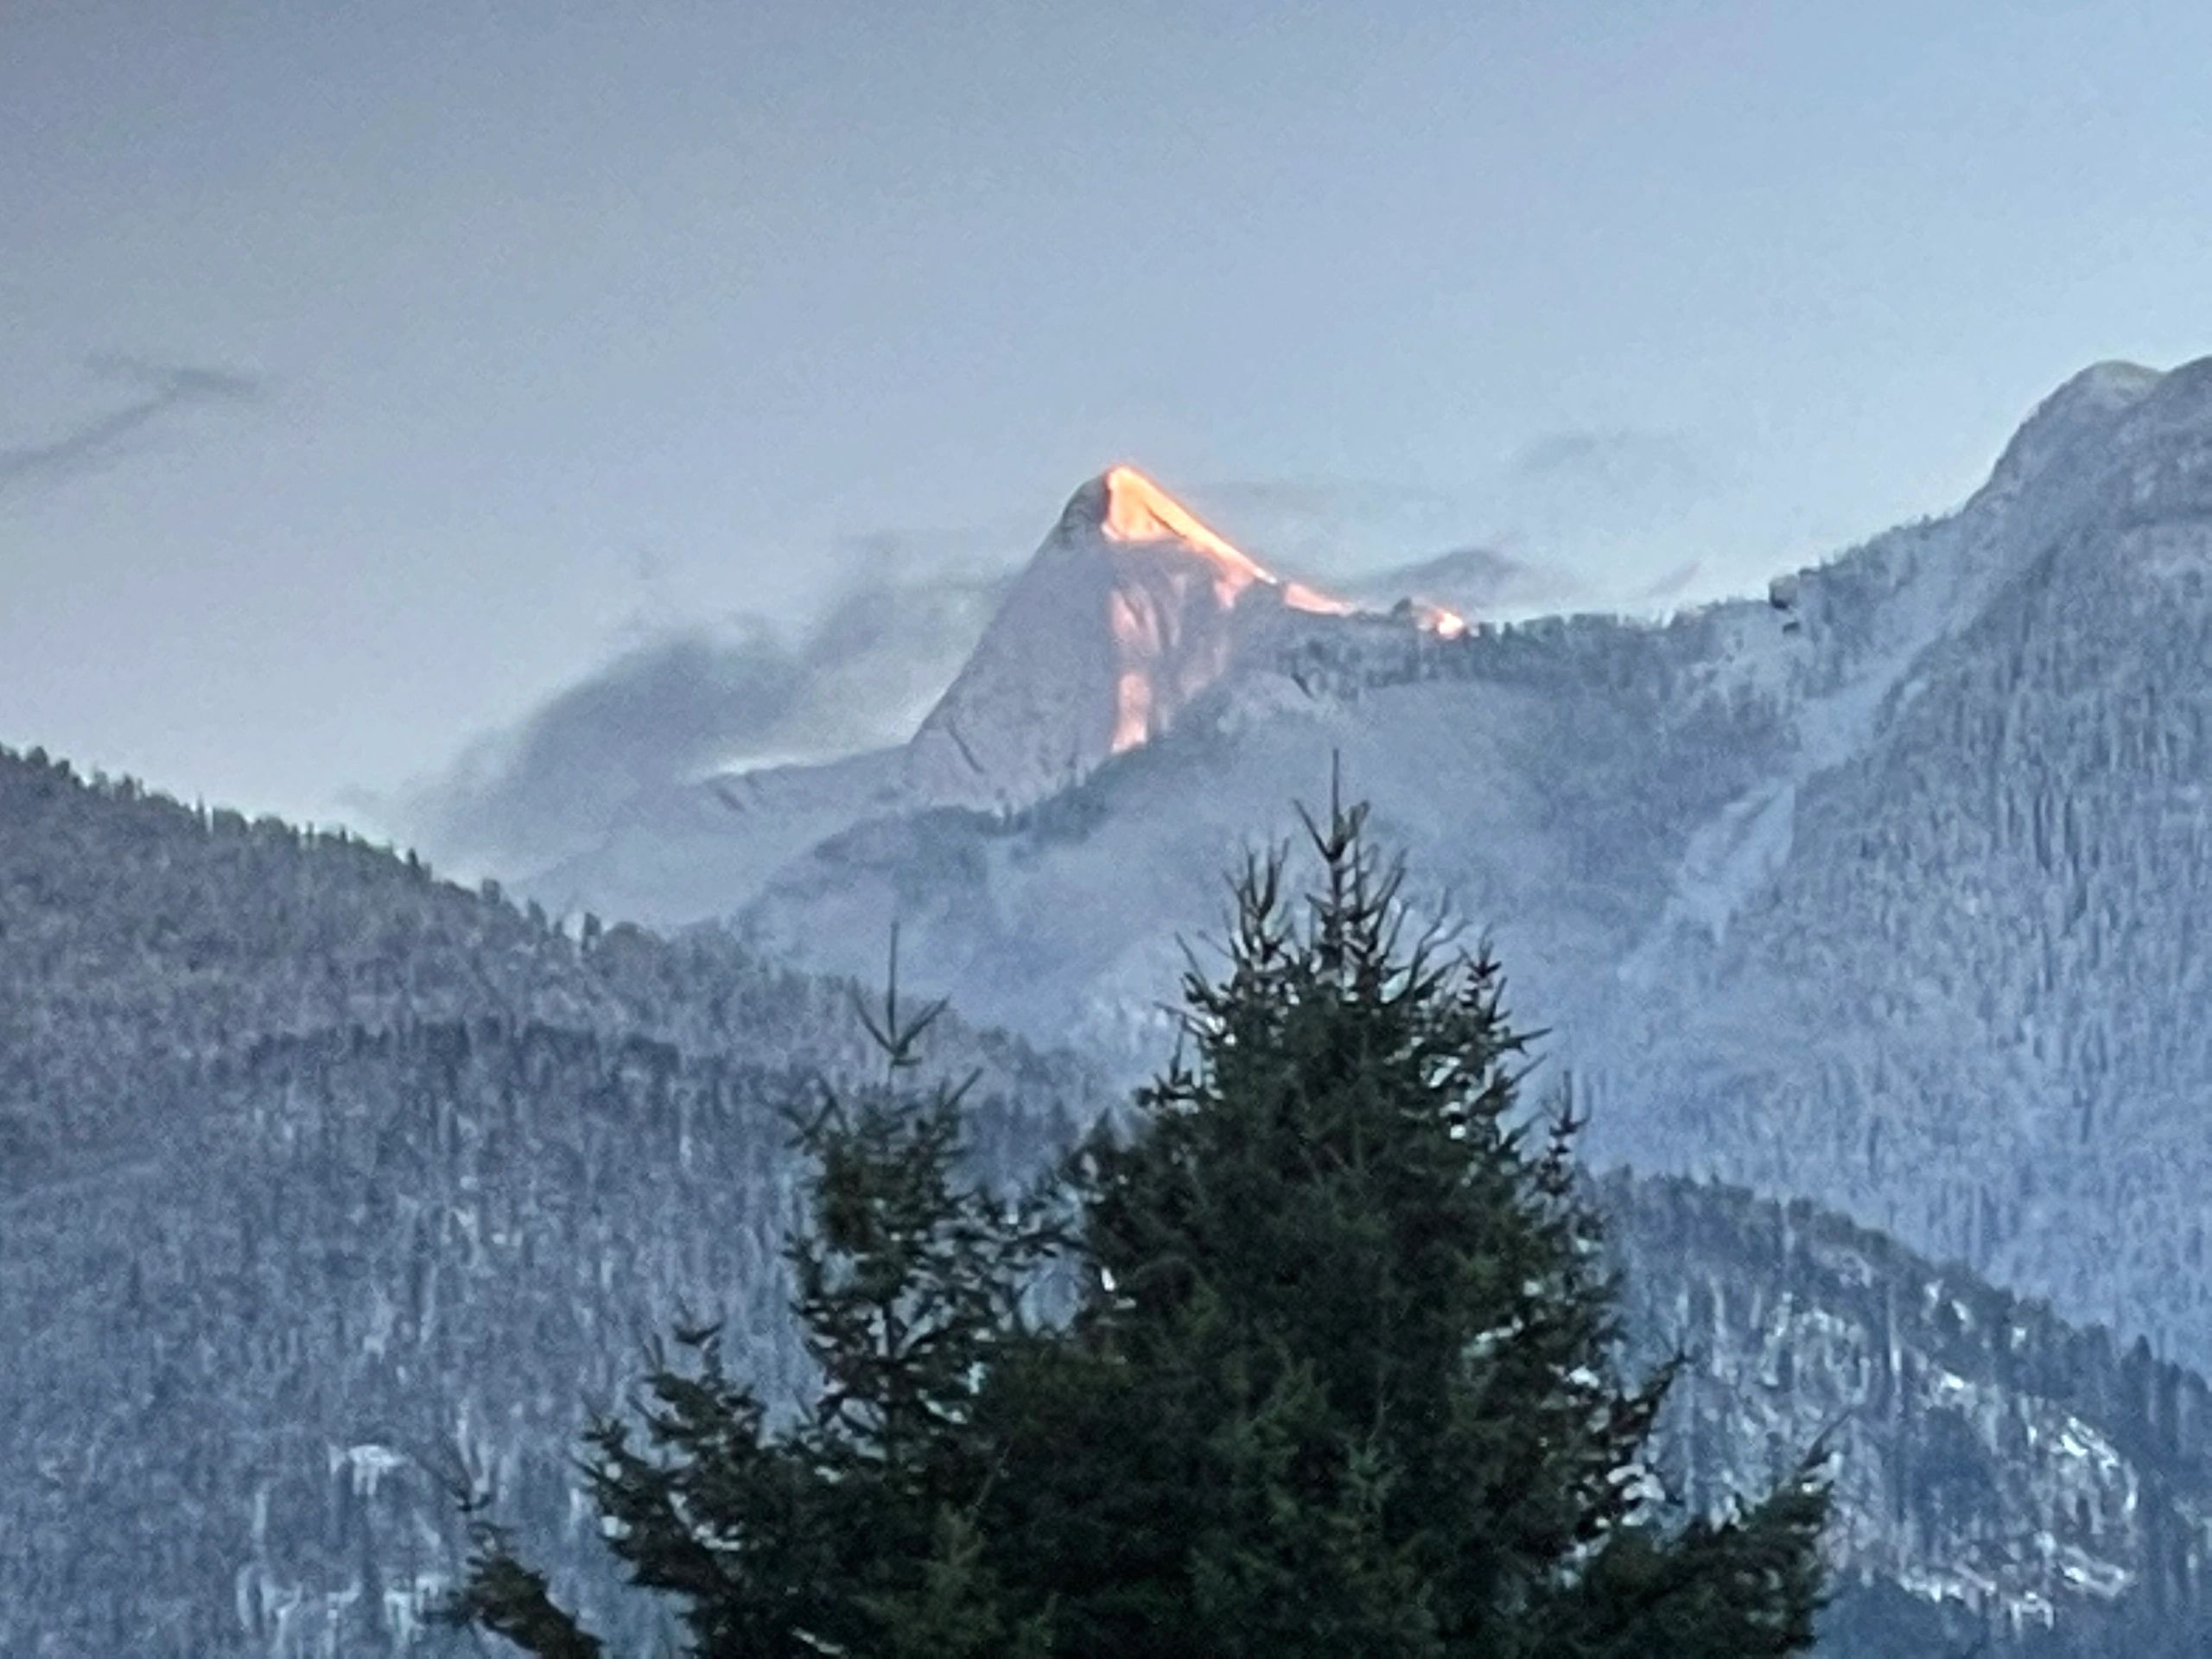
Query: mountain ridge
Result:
<box><xmin>528</xmin><ymin>467</ymin><xmax>1466</xmax><ymax>920</ymax></box>
<box><xmin>5</xmin><ymin>742</ymin><xmax>2211</xmax><ymax>1652</ymax></box>
<box><xmin>540</xmin><ymin>361</ymin><xmax>2177</xmax><ymax>937</ymax></box>
<box><xmin>906</xmin><ymin>464</ymin><xmax>1437</xmax><ymax>811</ymax></box>
<box><xmin>522</xmin><ymin>357</ymin><xmax>2212</xmax><ymax>1401</ymax></box>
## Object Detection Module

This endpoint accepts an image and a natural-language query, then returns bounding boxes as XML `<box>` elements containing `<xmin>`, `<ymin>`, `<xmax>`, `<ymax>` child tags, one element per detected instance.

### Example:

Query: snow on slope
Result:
<box><xmin>1627</xmin><ymin>361</ymin><xmax>2171</xmax><ymax>969</ymax></box>
<box><xmin>719</xmin><ymin>360</ymin><xmax>2212</xmax><ymax>1384</ymax></box>
<box><xmin>1601</xmin><ymin>357</ymin><xmax>2212</xmax><ymax>1359</ymax></box>
<box><xmin>730</xmin><ymin>581</ymin><xmax>1793</xmax><ymax>1088</ymax></box>
<box><xmin>550</xmin><ymin>364</ymin><xmax>2174</xmax><ymax>1013</ymax></box>
<box><xmin>536</xmin><ymin>359</ymin><xmax>2212</xmax><ymax>1389</ymax></box>
<box><xmin>904</xmin><ymin>465</ymin><xmax>1378</xmax><ymax>810</ymax></box>
<box><xmin>535</xmin><ymin>467</ymin><xmax>1446</xmax><ymax>918</ymax></box>
<box><xmin>19</xmin><ymin>742</ymin><xmax>2212</xmax><ymax>1652</ymax></box>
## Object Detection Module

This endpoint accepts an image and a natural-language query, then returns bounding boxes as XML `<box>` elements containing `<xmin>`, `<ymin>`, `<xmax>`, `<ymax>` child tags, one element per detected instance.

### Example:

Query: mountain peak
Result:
<box><xmin>1098</xmin><ymin>465</ymin><xmax>1262</xmax><ymax>563</ymax></box>
<box><xmin>1058</xmin><ymin>465</ymin><xmax>1271</xmax><ymax>593</ymax></box>
<box><xmin>1988</xmin><ymin>359</ymin><xmax>2164</xmax><ymax>491</ymax></box>
<box><xmin>1059</xmin><ymin>465</ymin><xmax>1357</xmax><ymax>621</ymax></box>
<box><xmin>907</xmin><ymin>467</ymin><xmax>1368</xmax><ymax>810</ymax></box>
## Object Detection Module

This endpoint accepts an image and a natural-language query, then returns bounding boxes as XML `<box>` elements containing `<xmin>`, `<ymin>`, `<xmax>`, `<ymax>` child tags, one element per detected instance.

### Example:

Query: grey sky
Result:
<box><xmin>6</xmin><ymin>1</ymin><xmax>2211</xmax><ymax>841</ymax></box>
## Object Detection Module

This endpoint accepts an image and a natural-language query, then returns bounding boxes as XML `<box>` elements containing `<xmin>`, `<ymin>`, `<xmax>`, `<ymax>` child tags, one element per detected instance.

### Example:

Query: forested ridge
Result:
<box><xmin>3</xmin><ymin>745</ymin><xmax>2211</xmax><ymax>1653</ymax></box>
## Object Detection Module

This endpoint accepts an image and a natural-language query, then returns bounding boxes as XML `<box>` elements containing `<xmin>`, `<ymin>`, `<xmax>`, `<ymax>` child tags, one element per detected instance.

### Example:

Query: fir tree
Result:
<box><xmin>443</xmin><ymin>946</ymin><xmax>1061</xmax><ymax>1656</ymax></box>
<box><xmin>442</xmin><ymin>793</ymin><xmax>1828</xmax><ymax>1656</ymax></box>
<box><xmin>971</xmin><ymin>782</ymin><xmax>1829</xmax><ymax>1656</ymax></box>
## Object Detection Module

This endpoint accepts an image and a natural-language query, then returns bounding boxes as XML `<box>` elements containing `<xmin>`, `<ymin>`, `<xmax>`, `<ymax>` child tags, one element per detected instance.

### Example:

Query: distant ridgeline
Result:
<box><xmin>4</xmin><ymin>745</ymin><xmax>2212</xmax><ymax>1656</ymax></box>
<box><xmin>0</xmin><ymin>743</ymin><xmax>1090</xmax><ymax>1197</ymax></box>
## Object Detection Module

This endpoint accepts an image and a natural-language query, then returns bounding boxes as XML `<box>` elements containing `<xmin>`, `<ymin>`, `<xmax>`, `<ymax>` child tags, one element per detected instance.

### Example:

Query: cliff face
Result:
<box><xmin>905</xmin><ymin>465</ymin><xmax>1364</xmax><ymax>810</ymax></box>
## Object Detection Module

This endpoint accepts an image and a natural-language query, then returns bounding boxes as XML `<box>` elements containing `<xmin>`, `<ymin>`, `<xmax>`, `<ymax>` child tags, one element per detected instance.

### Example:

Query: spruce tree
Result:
<box><xmin>970</xmin><ymin>785</ymin><xmax>1829</xmax><ymax>1656</ymax></box>
<box><xmin>443</xmin><ymin>957</ymin><xmax>1060</xmax><ymax>1656</ymax></box>
<box><xmin>441</xmin><ymin>792</ymin><xmax>1828</xmax><ymax>1656</ymax></box>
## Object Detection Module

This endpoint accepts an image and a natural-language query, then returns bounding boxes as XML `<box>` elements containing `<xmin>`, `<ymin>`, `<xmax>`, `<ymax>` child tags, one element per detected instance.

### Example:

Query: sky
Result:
<box><xmin>6</xmin><ymin>0</ymin><xmax>2212</xmax><ymax>857</ymax></box>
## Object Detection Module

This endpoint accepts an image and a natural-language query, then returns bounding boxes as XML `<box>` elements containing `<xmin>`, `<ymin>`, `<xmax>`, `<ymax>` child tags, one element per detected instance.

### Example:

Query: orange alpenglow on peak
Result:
<box><xmin>1086</xmin><ymin>464</ymin><xmax>1353</xmax><ymax>616</ymax></box>
<box><xmin>1095</xmin><ymin>464</ymin><xmax>1267</xmax><ymax>576</ymax></box>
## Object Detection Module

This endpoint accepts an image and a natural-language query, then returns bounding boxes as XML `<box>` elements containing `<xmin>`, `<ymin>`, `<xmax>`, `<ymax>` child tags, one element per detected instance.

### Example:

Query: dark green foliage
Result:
<box><xmin>447</xmin><ymin>961</ymin><xmax>1062</xmax><ymax>1656</ymax></box>
<box><xmin>447</xmin><ymin>791</ymin><xmax>1828</xmax><ymax>1656</ymax></box>
<box><xmin>974</xmin><ymin>788</ymin><xmax>1828</xmax><ymax>1656</ymax></box>
<box><xmin>0</xmin><ymin>742</ymin><xmax>1094</xmax><ymax>1200</ymax></box>
<box><xmin>444</xmin><ymin>1538</ymin><xmax>604</xmax><ymax>1658</ymax></box>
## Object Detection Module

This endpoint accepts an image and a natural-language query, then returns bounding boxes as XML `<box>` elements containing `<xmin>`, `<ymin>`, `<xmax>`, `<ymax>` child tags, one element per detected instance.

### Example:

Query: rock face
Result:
<box><xmin>905</xmin><ymin>465</ymin><xmax>1358</xmax><ymax>810</ymax></box>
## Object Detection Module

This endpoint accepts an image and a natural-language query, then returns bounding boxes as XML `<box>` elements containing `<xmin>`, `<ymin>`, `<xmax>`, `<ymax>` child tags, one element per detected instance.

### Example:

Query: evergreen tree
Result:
<box><xmin>444</xmin><ymin>954</ymin><xmax>1061</xmax><ymax>1656</ymax></box>
<box><xmin>971</xmin><ymin>785</ymin><xmax>1829</xmax><ymax>1656</ymax></box>
<box><xmin>442</xmin><ymin>793</ymin><xmax>1828</xmax><ymax>1656</ymax></box>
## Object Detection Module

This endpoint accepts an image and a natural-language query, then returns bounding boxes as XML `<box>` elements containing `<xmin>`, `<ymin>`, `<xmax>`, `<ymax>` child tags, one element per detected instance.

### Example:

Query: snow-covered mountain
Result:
<box><xmin>16</xmin><ymin>355</ymin><xmax>2212</xmax><ymax>1649</ymax></box>
<box><xmin>533</xmin><ymin>464</ymin><xmax>1452</xmax><ymax>922</ymax></box>
<box><xmin>908</xmin><ymin>464</ymin><xmax>1382</xmax><ymax>810</ymax></box>
<box><xmin>531</xmin><ymin>359</ymin><xmax>2212</xmax><ymax>1389</ymax></box>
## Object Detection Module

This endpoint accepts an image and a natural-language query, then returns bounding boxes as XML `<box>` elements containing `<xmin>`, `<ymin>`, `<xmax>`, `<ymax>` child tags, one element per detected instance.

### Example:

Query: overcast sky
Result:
<box><xmin>6</xmin><ymin>0</ymin><xmax>2211</xmax><ymax>843</ymax></box>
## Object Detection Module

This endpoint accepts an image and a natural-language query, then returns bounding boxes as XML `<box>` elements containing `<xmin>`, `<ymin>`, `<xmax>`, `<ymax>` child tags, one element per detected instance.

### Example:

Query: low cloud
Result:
<box><xmin>1183</xmin><ymin>471</ymin><xmax>1660</xmax><ymax>614</ymax></box>
<box><xmin>1513</xmin><ymin>426</ymin><xmax>1703</xmax><ymax>485</ymax></box>
<box><xmin>1344</xmin><ymin>543</ymin><xmax>1586</xmax><ymax>620</ymax></box>
<box><xmin>0</xmin><ymin>354</ymin><xmax>267</xmax><ymax>493</ymax></box>
<box><xmin>410</xmin><ymin>626</ymin><xmax>803</xmax><ymax>875</ymax></box>
<box><xmin>393</xmin><ymin>442</ymin><xmax>1728</xmax><ymax>877</ymax></box>
<box><xmin>1631</xmin><ymin>558</ymin><xmax>1706</xmax><ymax>606</ymax></box>
<box><xmin>398</xmin><ymin>565</ymin><xmax>1010</xmax><ymax>876</ymax></box>
<box><xmin>1196</xmin><ymin>476</ymin><xmax>1464</xmax><ymax>523</ymax></box>
<box><xmin>1211</xmin><ymin>434</ymin><xmax>1726</xmax><ymax>615</ymax></box>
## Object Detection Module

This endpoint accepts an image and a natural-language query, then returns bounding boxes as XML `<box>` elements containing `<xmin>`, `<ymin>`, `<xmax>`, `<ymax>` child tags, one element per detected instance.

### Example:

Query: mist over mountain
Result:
<box><xmin>392</xmin><ymin>472</ymin><xmax>1609</xmax><ymax>887</ymax></box>
<box><xmin>1338</xmin><ymin>542</ymin><xmax>1586</xmax><ymax>621</ymax></box>
<box><xmin>12</xmin><ymin>355</ymin><xmax>2212</xmax><ymax>1654</ymax></box>
<box><xmin>15</xmin><ymin>342</ymin><xmax>2212</xmax><ymax>1656</ymax></box>
<box><xmin>391</xmin><ymin>567</ymin><xmax>1012</xmax><ymax>877</ymax></box>
<box><xmin>23</xmin><ymin>2</ymin><xmax>2212</xmax><ymax>1650</ymax></box>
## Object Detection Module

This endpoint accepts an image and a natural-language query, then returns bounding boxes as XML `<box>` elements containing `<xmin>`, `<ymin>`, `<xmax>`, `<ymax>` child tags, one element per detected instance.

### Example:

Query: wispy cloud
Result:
<box><xmin>388</xmin><ymin>439</ymin><xmax>1735</xmax><ymax>875</ymax></box>
<box><xmin>1195</xmin><ymin>476</ymin><xmax>1465</xmax><ymax>522</ymax></box>
<box><xmin>1200</xmin><ymin>435</ymin><xmax>1728</xmax><ymax>613</ymax></box>
<box><xmin>1479</xmin><ymin>426</ymin><xmax>1732</xmax><ymax>607</ymax></box>
<box><xmin>1632</xmin><ymin>558</ymin><xmax>1706</xmax><ymax>605</ymax></box>
<box><xmin>396</xmin><ymin>561</ymin><xmax>1011</xmax><ymax>875</ymax></box>
<box><xmin>0</xmin><ymin>354</ymin><xmax>267</xmax><ymax>493</ymax></box>
<box><xmin>1344</xmin><ymin>543</ymin><xmax>1586</xmax><ymax>620</ymax></box>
